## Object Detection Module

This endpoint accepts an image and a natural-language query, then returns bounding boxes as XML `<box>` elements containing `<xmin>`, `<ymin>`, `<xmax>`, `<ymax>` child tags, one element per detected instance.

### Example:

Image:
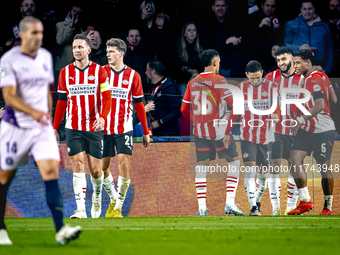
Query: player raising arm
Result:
<box><xmin>102</xmin><ymin>38</ymin><xmax>150</xmax><ymax>218</ymax></box>
<box><xmin>0</xmin><ymin>17</ymin><xmax>81</xmax><ymax>245</ymax></box>
<box><xmin>53</xmin><ymin>34</ymin><xmax>111</xmax><ymax>219</ymax></box>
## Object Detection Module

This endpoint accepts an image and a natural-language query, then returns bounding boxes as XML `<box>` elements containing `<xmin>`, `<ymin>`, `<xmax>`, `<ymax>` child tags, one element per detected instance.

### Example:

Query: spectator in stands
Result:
<box><xmin>284</xmin><ymin>1</ymin><xmax>333</xmax><ymax>74</ymax></box>
<box><xmin>200</xmin><ymin>0</ymin><xmax>243</xmax><ymax>78</ymax></box>
<box><xmin>242</xmin><ymin>0</ymin><xmax>283</xmax><ymax>65</ymax></box>
<box><xmin>89</xmin><ymin>30</ymin><xmax>108</xmax><ymax>65</ymax></box>
<box><xmin>124</xmin><ymin>28</ymin><xmax>151</xmax><ymax>94</ymax></box>
<box><xmin>55</xmin><ymin>2</ymin><xmax>85</xmax><ymax>75</ymax></box>
<box><xmin>325</xmin><ymin>0</ymin><xmax>340</xmax><ymax>77</ymax></box>
<box><xmin>145</xmin><ymin>59</ymin><xmax>182</xmax><ymax>136</ymax></box>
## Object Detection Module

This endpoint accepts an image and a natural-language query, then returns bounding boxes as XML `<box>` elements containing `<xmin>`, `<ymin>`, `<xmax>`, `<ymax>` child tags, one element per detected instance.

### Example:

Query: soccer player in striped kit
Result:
<box><xmin>288</xmin><ymin>49</ymin><xmax>337</xmax><ymax>215</ymax></box>
<box><xmin>53</xmin><ymin>34</ymin><xmax>112</xmax><ymax>219</ymax></box>
<box><xmin>265</xmin><ymin>46</ymin><xmax>304</xmax><ymax>215</ymax></box>
<box><xmin>229</xmin><ymin>60</ymin><xmax>280</xmax><ymax>216</ymax></box>
<box><xmin>102</xmin><ymin>38</ymin><xmax>150</xmax><ymax>218</ymax></box>
<box><xmin>181</xmin><ymin>49</ymin><xmax>244</xmax><ymax>216</ymax></box>
<box><xmin>0</xmin><ymin>17</ymin><xmax>81</xmax><ymax>245</ymax></box>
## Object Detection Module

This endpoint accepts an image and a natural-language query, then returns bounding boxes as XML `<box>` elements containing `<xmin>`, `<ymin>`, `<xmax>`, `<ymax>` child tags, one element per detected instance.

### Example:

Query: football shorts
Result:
<box><xmin>103</xmin><ymin>131</ymin><xmax>133</xmax><ymax>158</ymax></box>
<box><xmin>240</xmin><ymin>140</ymin><xmax>272</xmax><ymax>167</ymax></box>
<box><xmin>271</xmin><ymin>133</ymin><xmax>295</xmax><ymax>160</ymax></box>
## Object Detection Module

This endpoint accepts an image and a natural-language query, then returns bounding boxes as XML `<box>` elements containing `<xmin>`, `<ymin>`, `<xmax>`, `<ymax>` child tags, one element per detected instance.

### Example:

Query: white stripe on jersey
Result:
<box><xmin>65</xmin><ymin>66</ymin><xmax>72</xmax><ymax>130</ymax></box>
<box><xmin>204</xmin><ymin>123</ymin><xmax>210</xmax><ymax>140</ymax></box>
<box><xmin>254</xmin><ymin>85</ymin><xmax>261</xmax><ymax>144</ymax></box>
<box><xmin>197</xmin><ymin>123</ymin><xmax>202</xmax><ymax>138</ymax></box>
<box><xmin>124</xmin><ymin>70</ymin><xmax>134</xmax><ymax>132</ymax></box>
<box><xmin>94</xmin><ymin>65</ymin><xmax>100</xmax><ymax>120</ymax></box>
<box><xmin>75</xmin><ymin>69</ymin><xmax>81</xmax><ymax>130</ymax></box>
<box><xmin>84</xmin><ymin>67</ymin><xmax>90</xmax><ymax>131</ymax></box>
<box><xmin>113</xmin><ymin>71</ymin><xmax>123</xmax><ymax>134</ymax></box>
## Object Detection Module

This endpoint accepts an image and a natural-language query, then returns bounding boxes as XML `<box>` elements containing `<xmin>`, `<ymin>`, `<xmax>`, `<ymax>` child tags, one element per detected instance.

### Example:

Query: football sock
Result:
<box><xmin>268</xmin><ymin>173</ymin><xmax>281</xmax><ymax>210</ymax></box>
<box><xmin>286</xmin><ymin>173</ymin><xmax>298</xmax><ymax>211</ymax></box>
<box><xmin>244</xmin><ymin>166</ymin><xmax>256</xmax><ymax>207</ymax></box>
<box><xmin>73</xmin><ymin>173</ymin><xmax>86</xmax><ymax>211</ymax></box>
<box><xmin>91</xmin><ymin>174</ymin><xmax>103</xmax><ymax>198</ymax></box>
<box><xmin>0</xmin><ymin>182</ymin><xmax>10</xmax><ymax>229</ymax></box>
<box><xmin>324</xmin><ymin>195</ymin><xmax>333</xmax><ymax>210</ymax></box>
<box><xmin>255</xmin><ymin>173</ymin><xmax>268</xmax><ymax>203</ymax></box>
<box><xmin>103</xmin><ymin>172</ymin><xmax>117</xmax><ymax>203</ymax></box>
<box><xmin>44</xmin><ymin>180</ymin><xmax>64</xmax><ymax>232</ymax></box>
<box><xmin>114</xmin><ymin>176</ymin><xmax>130</xmax><ymax>210</ymax></box>
<box><xmin>298</xmin><ymin>186</ymin><xmax>311</xmax><ymax>202</ymax></box>
<box><xmin>195</xmin><ymin>165</ymin><xmax>208</xmax><ymax>210</ymax></box>
<box><xmin>226</xmin><ymin>160</ymin><xmax>240</xmax><ymax>205</ymax></box>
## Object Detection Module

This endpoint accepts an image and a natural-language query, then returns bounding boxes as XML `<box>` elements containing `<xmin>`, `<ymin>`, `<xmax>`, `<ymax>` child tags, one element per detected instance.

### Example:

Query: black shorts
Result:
<box><xmin>291</xmin><ymin>129</ymin><xmax>335</xmax><ymax>163</ymax></box>
<box><xmin>103</xmin><ymin>131</ymin><xmax>133</xmax><ymax>158</ymax></box>
<box><xmin>194</xmin><ymin>135</ymin><xmax>238</xmax><ymax>162</ymax></box>
<box><xmin>271</xmin><ymin>133</ymin><xmax>294</xmax><ymax>160</ymax></box>
<box><xmin>241</xmin><ymin>140</ymin><xmax>272</xmax><ymax>167</ymax></box>
<box><xmin>65</xmin><ymin>129</ymin><xmax>104</xmax><ymax>159</ymax></box>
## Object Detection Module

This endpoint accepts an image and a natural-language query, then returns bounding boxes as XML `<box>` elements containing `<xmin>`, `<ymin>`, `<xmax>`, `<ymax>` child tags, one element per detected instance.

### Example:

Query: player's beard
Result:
<box><xmin>280</xmin><ymin>61</ymin><xmax>292</xmax><ymax>74</ymax></box>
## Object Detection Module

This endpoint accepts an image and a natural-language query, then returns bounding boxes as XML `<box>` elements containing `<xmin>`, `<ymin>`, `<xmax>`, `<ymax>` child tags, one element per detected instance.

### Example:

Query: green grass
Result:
<box><xmin>1</xmin><ymin>216</ymin><xmax>340</xmax><ymax>255</ymax></box>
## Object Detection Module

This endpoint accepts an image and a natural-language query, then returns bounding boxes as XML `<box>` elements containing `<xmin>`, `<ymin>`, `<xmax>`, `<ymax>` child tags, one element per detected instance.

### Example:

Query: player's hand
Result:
<box><xmin>93</xmin><ymin>117</ymin><xmax>105</xmax><ymax>131</ymax></box>
<box><xmin>31</xmin><ymin>109</ymin><xmax>51</xmax><ymax>125</ymax></box>
<box><xmin>145</xmin><ymin>101</ymin><xmax>155</xmax><ymax>112</ymax></box>
<box><xmin>223</xmin><ymin>135</ymin><xmax>230</xmax><ymax>149</ymax></box>
<box><xmin>259</xmin><ymin>17</ymin><xmax>271</xmax><ymax>28</ymax></box>
<box><xmin>151</xmin><ymin>121</ymin><xmax>160</xmax><ymax>129</ymax></box>
<box><xmin>289</xmin><ymin>121</ymin><xmax>300</xmax><ymax>134</ymax></box>
<box><xmin>55</xmin><ymin>130</ymin><xmax>60</xmax><ymax>144</ymax></box>
<box><xmin>271</xmin><ymin>114</ymin><xmax>279</xmax><ymax>123</ymax></box>
<box><xmin>143</xmin><ymin>134</ymin><xmax>150</xmax><ymax>148</ymax></box>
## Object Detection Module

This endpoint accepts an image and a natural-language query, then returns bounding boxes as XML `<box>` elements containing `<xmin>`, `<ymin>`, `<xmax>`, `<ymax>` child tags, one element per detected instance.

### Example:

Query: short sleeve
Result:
<box><xmin>0</xmin><ymin>57</ymin><xmax>16</xmax><ymax>88</ymax></box>
<box><xmin>182</xmin><ymin>81</ymin><xmax>191</xmax><ymax>104</ymax></box>
<box><xmin>48</xmin><ymin>53</ymin><xmax>54</xmax><ymax>85</ymax></box>
<box><xmin>58</xmin><ymin>68</ymin><xmax>67</xmax><ymax>93</ymax></box>
<box><xmin>132</xmin><ymin>71</ymin><xmax>144</xmax><ymax>102</ymax></box>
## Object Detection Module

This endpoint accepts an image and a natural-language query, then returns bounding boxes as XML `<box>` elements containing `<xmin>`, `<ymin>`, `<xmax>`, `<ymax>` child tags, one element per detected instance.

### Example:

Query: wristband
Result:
<box><xmin>297</xmin><ymin>116</ymin><xmax>305</xmax><ymax>124</ymax></box>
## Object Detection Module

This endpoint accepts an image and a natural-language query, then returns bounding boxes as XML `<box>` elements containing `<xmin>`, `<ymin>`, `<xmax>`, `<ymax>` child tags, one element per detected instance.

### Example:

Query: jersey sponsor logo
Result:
<box><xmin>313</xmin><ymin>84</ymin><xmax>321</xmax><ymax>91</ymax></box>
<box><xmin>0</xmin><ymin>67</ymin><xmax>6</xmax><ymax>78</ymax></box>
<box><xmin>68</xmin><ymin>84</ymin><xmax>97</xmax><ymax>95</ymax></box>
<box><xmin>88</xmin><ymin>75</ymin><xmax>96</xmax><ymax>81</ymax></box>
<box><xmin>122</xmin><ymin>80</ymin><xmax>129</xmax><ymax>85</ymax></box>
<box><xmin>111</xmin><ymin>87</ymin><xmax>129</xmax><ymax>99</ymax></box>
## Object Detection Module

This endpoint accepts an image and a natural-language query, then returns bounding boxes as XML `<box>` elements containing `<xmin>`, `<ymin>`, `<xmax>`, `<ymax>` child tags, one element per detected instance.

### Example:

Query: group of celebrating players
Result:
<box><xmin>0</xmin><ymin>15</ymin><xmax>337</xmax><ymax>246</ymax></box>
<box><xmin>182</xmin><ymin>46</ymin><xmax>336</xmax><ymax>217</ymax></box>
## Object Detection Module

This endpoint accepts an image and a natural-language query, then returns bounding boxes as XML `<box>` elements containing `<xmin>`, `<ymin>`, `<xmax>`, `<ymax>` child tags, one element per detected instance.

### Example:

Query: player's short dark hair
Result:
<box><xmin>106</xmin><ymin>38</ymin><xmax>127</xmax><ymax>55</ymax></box>
<box><xmin>294</xmin><ymin>49</ymin><xmax>314</xmax><ymax>62</ymax></box>
<box><xmin>274</xmin><ymin>46</ymin><xmax>293</xmax><ymax>57</ymax></box>
<box><xmin>246</xmin><ymin>60</ymin><xmax>263</xmax><ymax>73</ymax></box>
<box><xmin>300</xmin><ymin>0</ymin><xmax>315</xmax><ymax>8</ymax></box>
<box><xmin>147</xmin><ymin>59</ymin><xmax>166</xmax><ymax>76</ymax></box>
<box><xmin>200</xmin><ymin>49</ymin><xmax>219</xmax><ymax>68</ymax></box>
<box><xmin>73</xmin><ymin>34</ymin><xmax>90</xmax><ymax>47</ymax></box>
<box><xmin>19</xmin><ymin>16</ymin><xmax>41</xmax><ymax>32</ymax></box>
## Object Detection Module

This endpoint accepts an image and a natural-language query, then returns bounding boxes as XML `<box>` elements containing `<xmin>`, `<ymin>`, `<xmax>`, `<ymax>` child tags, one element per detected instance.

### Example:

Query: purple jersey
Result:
<box><xmin>0</xmin><ymin>46</ymin><xmax>54</xmax><ymax>128</ymax></box>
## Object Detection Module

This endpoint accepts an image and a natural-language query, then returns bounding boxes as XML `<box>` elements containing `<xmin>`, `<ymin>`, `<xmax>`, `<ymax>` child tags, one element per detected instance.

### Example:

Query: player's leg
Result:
<box><xmin>102</xmin><ymin>135</ymin><xmax>117</xmax><ymax>217</ymax></box>
<box><xmin>287</xmin><ymin>130</ymin><xmax>313</xmax><ymax>215</ymax></box>
<box><xmin>194</xmin><ymin>136</ymin><xmax>214</xmax><ymax>216</ymax></box>
<box><xmin>0</xmin><ymin>170</ymin><xmax>16</xmax><ymax>245</ymax></box>
<box><xmin>66</xmin><ymin>129</ymin><xmax>88</xmax><ymax>218</ymax></box>
<box><xmin>111</xmin><ymin>131</ymin><xmax>134</xmax><ymax>217</ymax></box>
<box><xmin>216</xmin><ymin>136</ymin><xmax>244</xmax><ymax>215</ymax></box>
<box><xmin>314</xmin><ymin>130</ymin><xmax>335</xmax><ymax>215</ymax></box>
<box><xmin>241</xmin><ymin>140</ymin><xmax>259</xmax><ymax>215</ymax></box>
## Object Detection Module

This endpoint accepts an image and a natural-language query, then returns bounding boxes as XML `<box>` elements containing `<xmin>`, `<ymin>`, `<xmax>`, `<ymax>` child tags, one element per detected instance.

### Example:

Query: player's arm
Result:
<box><xmin>48</xmin><ymin>85</ymin><xmax>53</xmax><ymax>117</ymax></box>
<box><xmin>329</xmin><ymin>86</ymin><xmax>337</xmax><ymax>104</ymax></box>
<box><xmin>53</xmin><ymin>70</ymin><xmax>68</xmax><ymax>130</ymax></box>
<box><xmin>2</xmin><ymin>86</ymin><xmax>50</xmax><ymax>125</ymax></box>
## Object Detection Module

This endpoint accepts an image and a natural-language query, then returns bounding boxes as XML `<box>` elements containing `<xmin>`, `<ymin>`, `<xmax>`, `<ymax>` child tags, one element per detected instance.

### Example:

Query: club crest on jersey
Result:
<box><xmin>88</xmin><ymin>75</ymin><xmax>96</xmax><ymax>81</ymax></box>
<box><xmin>122</xmin><ymin>80</ymin><xmax>129</xmax><ymax>85</ymax></box>
<box><xmin>291</xmin><ymin>84</ymin><xmax>298</xmax><ymax>88</ymax></box>
<box><xmin>313</xmin><ymin>84</ymin><xmax>321</xmax><ymax>91</ymax></box>
<box><xmin>43</xmin><ymin>63</ymin><xmax>48</xmax><ymax>71</ymax></box>
<box><xmin>261</xmin><ymin>92</ymin><xmax>268</xmax><ymax>97</ymax></box>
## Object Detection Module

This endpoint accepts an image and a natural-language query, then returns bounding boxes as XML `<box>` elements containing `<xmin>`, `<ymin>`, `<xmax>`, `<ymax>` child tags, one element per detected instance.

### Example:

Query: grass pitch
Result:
<box><xmin>1</xmin><ymin>216</ymin><xmax>339</xmax><ymax>255</ymax></box>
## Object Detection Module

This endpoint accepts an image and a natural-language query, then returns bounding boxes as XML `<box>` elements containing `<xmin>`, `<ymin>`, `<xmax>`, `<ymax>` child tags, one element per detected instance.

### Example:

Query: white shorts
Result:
<box><xmin>0</xmin><ymin>121</ymin><xmax>60</xmax><ymax>171</ymax></box>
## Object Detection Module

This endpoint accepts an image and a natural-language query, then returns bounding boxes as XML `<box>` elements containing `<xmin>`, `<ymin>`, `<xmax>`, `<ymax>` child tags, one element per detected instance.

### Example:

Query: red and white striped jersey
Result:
<box><xmin>103</xmin><ymin>65</ymin><xmax>144</xmax><ymax>135</ymax></box>
<box><xmin>266</xmin><ymin>69</ymin><xmax>304</xmax><ymax>135</ymax></box>
<box><xmin>58</xmin><ymin>61</ymin><xmax>109</xmax><ymax>132</ymax></box>
<box><xmin>238</xmin><ymin>79</ymin><xmax>278</xmax><ymax>145</ymax></box>
<box><xmin>182</xmin><ymin>72</ymin><xmax>232</xmax><ymax>140</ymax></box>
<box><xmin>300</xmin><ymin>71</ymin><xmax>335</xmax><ymax>133</ymax></box>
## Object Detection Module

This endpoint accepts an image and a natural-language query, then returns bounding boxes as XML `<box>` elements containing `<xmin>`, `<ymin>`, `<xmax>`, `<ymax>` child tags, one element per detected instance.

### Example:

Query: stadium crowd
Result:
<box><xmin>1</xmin><ymin>0</ymin><xmax>340</xmax><ymax>136</ymax></box>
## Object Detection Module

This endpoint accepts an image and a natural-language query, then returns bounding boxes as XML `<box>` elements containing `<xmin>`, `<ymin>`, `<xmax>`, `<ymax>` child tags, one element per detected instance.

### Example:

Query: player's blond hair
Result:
<box><xmin>106</xmin><ymin>38</ymin><xmax>127</xmax><ymax>55</ymax></box>
<box><xmin>19</xmin><ymin>16</ymin><xmax>42</xmax><ymax>32</ymax></box>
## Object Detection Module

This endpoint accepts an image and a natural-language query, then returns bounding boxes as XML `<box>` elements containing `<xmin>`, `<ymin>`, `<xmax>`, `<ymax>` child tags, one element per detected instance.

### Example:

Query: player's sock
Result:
<box><xmin>103</xmin><ymin>172</ymin><xmax>117</xmax><ymax>203</ymax></box>
<box><xmin>255</xmin><ymin>173</ymin><xmax>268</xmax><ymax>203</ymax></box>
<box><xmin>114</xmin><ymin>176</ymin><xmax>130</xmax><ymax>210</ymax></box>
<box><xmin>73</xmin><ymin>173</ymin><xmax>86</xmax><ymax>211</ymax></box>
<box><xmin>268</xmin><ymin>173</ymin><xmax>281</xmax><ymax>210</ymax></box>
<box><xmin>44</xmin><ymin>180</ymin><xmax>64</xmax><ymax>232</ymax></box>
<box><xmin>323</xmin><ymin>195</ymin><xmax>333</xmax><ymax>210</ymax></box>
<box><xmin>0</xmin><ymin>182</ymin><xmax>10</xmax><ymax>229</ymax></box>
<box><xmin>195</xmin><ymin>165</ymin><xmax>207</xmax><ymax>210</ymax></box>
<box><xmin>244</xmin><ymin>166</ymin><xmax>256</xmax><ymax>207</ymax></box>
<box><xmin>226</xmin><ymin>160</ymin><xmax>240</xmax><ymax>205</ymax></box>
<box><xmin>286</xmin><ymin>174</ymin><xmax>298</xmax><ymax>211</ymax></box>
<box><xmin>298</xmin><ymin>186</ymin><xmax>311</xmax><ymax>202</ymax></box>
<box><xmin>91</xmin><ymin>174</ymin><xmax>103</xmax><ymax>197</ymax></box>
